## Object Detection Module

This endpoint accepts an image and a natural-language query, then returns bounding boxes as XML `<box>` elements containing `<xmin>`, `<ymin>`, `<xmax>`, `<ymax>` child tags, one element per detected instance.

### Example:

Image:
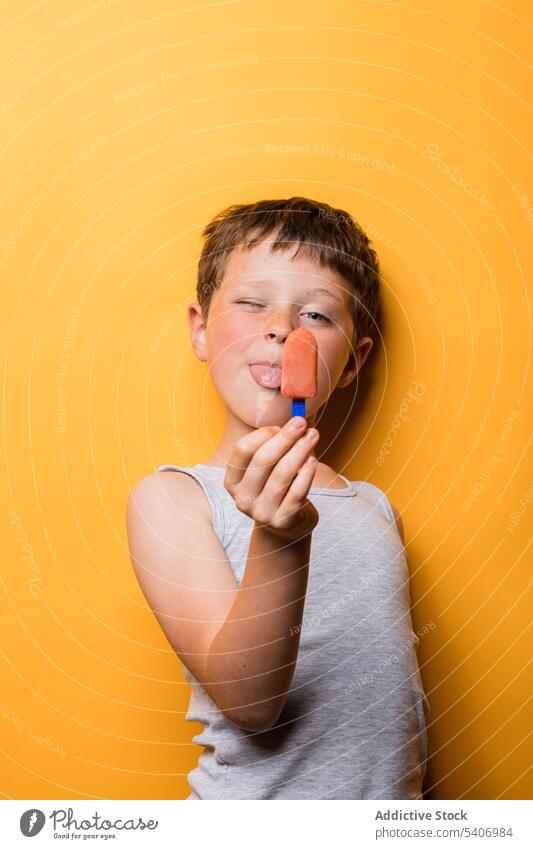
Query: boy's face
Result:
<box><xmin>188</xmin><ymin>237</ymin><xmax>373</xmax><ymax>429</ymax></box>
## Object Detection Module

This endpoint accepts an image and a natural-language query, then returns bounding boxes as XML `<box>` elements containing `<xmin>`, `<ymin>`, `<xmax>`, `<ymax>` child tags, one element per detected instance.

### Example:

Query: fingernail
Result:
<box><xmin>289</xmin><ymin>417</ymin><xmax>306</xmax><ymax>431</ymax></box>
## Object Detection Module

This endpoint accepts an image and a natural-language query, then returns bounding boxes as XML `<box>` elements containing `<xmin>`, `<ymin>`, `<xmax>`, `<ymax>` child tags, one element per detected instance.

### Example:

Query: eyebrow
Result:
<box><xmin>233</xmin><ymin>280</ymin><xmax>344</xmax><ymax>304</ymax></box>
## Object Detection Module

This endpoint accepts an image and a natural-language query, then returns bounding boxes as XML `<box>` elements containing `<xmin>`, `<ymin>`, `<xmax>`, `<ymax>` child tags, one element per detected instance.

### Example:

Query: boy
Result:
<box><xmin>126</xmin><ymin>196</ymin><xmax>429</xmax><ymax>800</ymax></box>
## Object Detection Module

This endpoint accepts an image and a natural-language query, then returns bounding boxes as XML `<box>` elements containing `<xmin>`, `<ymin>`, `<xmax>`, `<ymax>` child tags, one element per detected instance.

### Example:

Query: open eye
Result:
<box><xmin>302</xmin><ymin>311</ymin><xmax>330</xmax><ymax>323</ymax></box>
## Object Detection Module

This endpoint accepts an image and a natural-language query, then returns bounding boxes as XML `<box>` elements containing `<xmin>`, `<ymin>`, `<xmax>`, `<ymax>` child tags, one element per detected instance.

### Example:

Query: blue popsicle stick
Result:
<box><xmin>291</xmin><ymin>398</ymin><xmax>306</xmax><ymax>418</ymax></box>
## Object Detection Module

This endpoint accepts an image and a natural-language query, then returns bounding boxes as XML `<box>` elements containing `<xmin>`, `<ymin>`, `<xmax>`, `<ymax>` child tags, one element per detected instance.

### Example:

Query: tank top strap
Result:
<box><xmin>156</xmin><ymin>465</ymin><xmax>226</xmax><ymax>546</ymax></box>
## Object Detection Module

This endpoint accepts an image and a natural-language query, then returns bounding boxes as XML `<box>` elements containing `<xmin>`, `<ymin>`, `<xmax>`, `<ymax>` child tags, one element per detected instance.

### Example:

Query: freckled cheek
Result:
<box><xmin>316</xmin><ymin>362</ymin><xmax>331</xmax><ymax>395</ymax></box>
<box><xmin>316</xmin><ymin>349</ymin><xmax>343</xmax><ymax>394</ymax></box>
<box><xmin>226</xmin><ymin>314</ymin><xmax>262</xmax><ymax>350</ymax></box>
<box><xmin>206</xmin><ymin>314</ymin><xmax>257</xmax><ymax>377</ymax></box>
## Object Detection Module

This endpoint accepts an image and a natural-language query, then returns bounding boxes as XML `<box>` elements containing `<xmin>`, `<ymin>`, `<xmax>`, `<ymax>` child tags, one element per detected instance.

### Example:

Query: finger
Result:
<box><xmin>240</xmin><ymin>416</ymin><xmax>309</xmax><ymax>495</ymax></box>
<box><xmin>258</xmin><ymin>429</ymin><xmax>319</xmax><ymax>508</ymax></box>
<box><xmin>278</xmin><ymin>455</ymin><xmax>318</xmax><ymax>519</ymax></box>
<box><xmin>224</xmin><ymin>426</ymin><xmax>280</xmax><ymax>488</ymax></box>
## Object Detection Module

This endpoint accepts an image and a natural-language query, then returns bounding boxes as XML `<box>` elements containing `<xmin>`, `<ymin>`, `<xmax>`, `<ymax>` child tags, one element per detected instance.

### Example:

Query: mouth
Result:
<box><xmin>248</xmin><ymin>362</ymin><xmax>282</xmax><ymax>389</ymax></box>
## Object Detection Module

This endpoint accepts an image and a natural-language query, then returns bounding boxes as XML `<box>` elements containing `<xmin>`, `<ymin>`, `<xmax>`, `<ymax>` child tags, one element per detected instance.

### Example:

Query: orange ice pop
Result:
<box><xmin>281</xmin><ymin>327</ymin><xmax>318</xmax><ymax>417</ymax></box>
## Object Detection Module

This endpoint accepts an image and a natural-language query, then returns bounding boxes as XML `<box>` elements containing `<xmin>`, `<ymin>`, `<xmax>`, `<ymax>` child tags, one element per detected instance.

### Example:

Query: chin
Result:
<box><xmin>225</xmin><ymin>392</ymin><xmax>284</xmax><ymax>430</ymax></box>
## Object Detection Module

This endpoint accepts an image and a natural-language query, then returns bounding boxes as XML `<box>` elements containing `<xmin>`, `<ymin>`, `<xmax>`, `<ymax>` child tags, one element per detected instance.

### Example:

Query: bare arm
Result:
<box><xmin>205</xmin><ymin>418</ymin><xmax>320</xmax><ymax>731</ymax></box>
<box><xmin>126</xmin><ymin>472</ymin><xmax>240</xmax><ymax>685</ymax></box>
<box><xmin>126</xmin><ymin>417</ymin><xmax>320</xmax><ymax>733</ymax></box>
<box><xmin>205</xmin><ymin>524</ymin><xmax>311</xmax><ymax>731</ymax></box>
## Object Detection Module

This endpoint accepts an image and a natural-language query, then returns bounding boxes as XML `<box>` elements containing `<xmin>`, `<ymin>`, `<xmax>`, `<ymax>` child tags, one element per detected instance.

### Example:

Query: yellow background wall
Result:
<box><xmin>1</xmin><ymin>0</ymin><xmax>531</xmax><ymax>800</ymax></box>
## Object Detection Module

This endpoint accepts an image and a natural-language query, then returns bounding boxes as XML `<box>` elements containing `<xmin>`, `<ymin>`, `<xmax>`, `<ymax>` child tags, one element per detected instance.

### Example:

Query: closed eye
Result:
<box><xmin>236</xmin><ymin>301</ymin><xmax>330</xmax><ymax>323</ymax></box>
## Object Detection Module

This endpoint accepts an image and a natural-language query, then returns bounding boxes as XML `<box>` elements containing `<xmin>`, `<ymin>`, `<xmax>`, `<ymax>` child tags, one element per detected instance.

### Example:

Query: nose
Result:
<box><xmin>265</xmin><ymin>326</ymin><xmax>290</xmax><ymax>343</ymax></box>
<box><xmin>263</xmin><ymin>306</ymin><xmax>294</xmax><ymax>343</ymax></box>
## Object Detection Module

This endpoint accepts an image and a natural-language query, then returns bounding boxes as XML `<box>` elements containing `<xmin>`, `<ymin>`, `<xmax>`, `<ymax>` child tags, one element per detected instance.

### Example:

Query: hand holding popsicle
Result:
<box><xmin>224</xmin><ymin>419</ymin><xmax>320</xmax><ymax>541</ymax></box>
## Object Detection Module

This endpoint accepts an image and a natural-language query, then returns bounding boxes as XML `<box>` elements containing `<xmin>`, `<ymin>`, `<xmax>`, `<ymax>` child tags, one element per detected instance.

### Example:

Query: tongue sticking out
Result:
<box><xmin>249</xmin><ymin>364</ymin><xmax>282</xmax><ymax>389</ymax></box>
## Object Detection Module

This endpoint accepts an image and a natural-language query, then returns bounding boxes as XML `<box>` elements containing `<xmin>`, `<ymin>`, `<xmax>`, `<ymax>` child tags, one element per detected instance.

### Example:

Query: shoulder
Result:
<box><xmin>127</xmin><ymin>470</ymin><xmax>211</xmax><ymax>525</ymax></box>
<box><xmin>390</xmin><ymin>503</ymin><xmax>404</xmax><ymax>541</ymax></box>
<box><xmin>314</xmin><ymin>461</ymin><xmax>348</xmax><ymax>489</ymax></box>
<box><xmin>355</xmin><ymin>481</ymin><xmax>404</xmax><ymax>541</ymax></box>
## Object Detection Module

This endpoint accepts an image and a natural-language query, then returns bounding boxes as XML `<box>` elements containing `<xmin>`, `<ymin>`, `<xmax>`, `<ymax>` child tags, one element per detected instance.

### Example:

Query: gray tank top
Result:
<box><xmin>156</xmin><ymin>463</ymin><xmax>430</xmax><ymax>800</ymax></box>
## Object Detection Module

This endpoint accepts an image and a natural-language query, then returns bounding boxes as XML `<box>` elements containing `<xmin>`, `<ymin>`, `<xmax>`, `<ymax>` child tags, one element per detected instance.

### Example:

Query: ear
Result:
<box><xmin>336</xmin><ymin>336</ymin><xmax>374</xmax><ymax>389</ymax></box>
<box><xmin>187</xmin><ymin>303</ymin><xmax>208</xmax><ymax>362</ymax></box>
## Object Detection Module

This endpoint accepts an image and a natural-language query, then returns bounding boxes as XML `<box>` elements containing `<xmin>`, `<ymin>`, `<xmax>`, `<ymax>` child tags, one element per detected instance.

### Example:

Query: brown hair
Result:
<box><xmin>196</xmin><ymin>196</ymin><xmax>381</xmax><ymax>345</ymax></box>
